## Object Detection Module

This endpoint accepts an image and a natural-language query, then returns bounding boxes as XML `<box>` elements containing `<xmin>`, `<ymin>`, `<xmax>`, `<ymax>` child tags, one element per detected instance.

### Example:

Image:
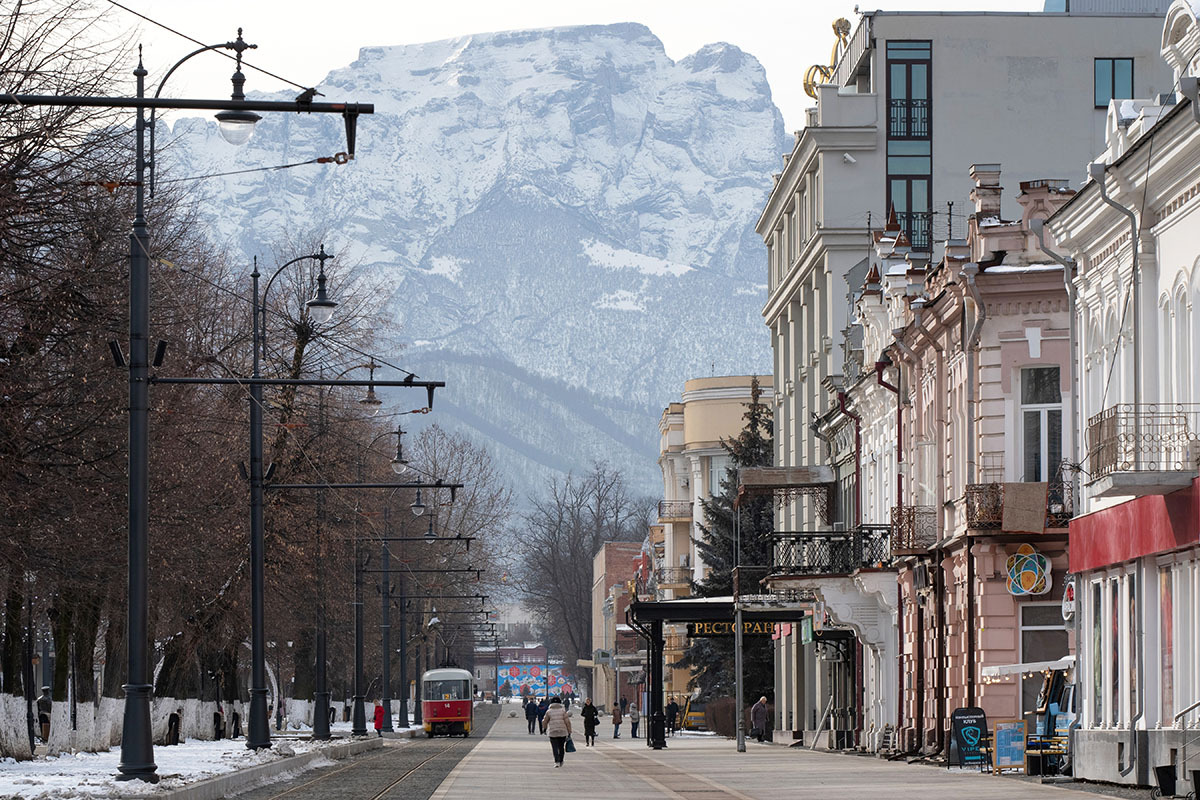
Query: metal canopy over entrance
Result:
<box><xmin>626</xmin><ymin>595</ymin><xmax>813</xmax><ymax>751</ymax></box>
<box><xmin>736</xmin><ymin>466</ymin><xmax>836</xmax><ymax>523</ymax></box>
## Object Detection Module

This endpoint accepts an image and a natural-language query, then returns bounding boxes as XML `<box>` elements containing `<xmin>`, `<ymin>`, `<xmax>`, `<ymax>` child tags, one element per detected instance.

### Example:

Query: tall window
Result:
<box><xmin>1092</xmin><ymin>581</ymin><xmax>1103</xmax><ymax>724</ymax></box>
<box><xmin>1161</xmin><ymin>566</ymin><xmax>1174</xmax><ymax>725</ymax></box>
<box><xmin>886</xmin><ymin>40</ymin><xmax>932</xmax><ymax>252</ymax></box>
<box><xmin>1021</xmin><ymin>367</ymin><xmax>1062</xmax><ymax>482</ymax></box>
<box><xmin>1095</xmin><ymin>58</ymin><xmax>1134</xmax><ymax>108</ymax></box>
<box><xmin>1021</xmin><ymin>603</ymin><xmax>1069</xmax><ymax>715</ymax></box>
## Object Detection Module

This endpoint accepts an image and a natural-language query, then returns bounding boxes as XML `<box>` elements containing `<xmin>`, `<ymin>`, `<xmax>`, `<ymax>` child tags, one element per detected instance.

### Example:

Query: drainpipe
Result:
<box><xmin>1088</xmin><ymin>161</ymin><xmax>1140</xmax><ymax>468</ymax></box>
<box><xmin>876</xmin><ymin>355</ymin><xmax>902</xmax><ymax>515</ymax></box>
<box><xmin>1028</xmin><ymin>216</ymin><xmax>1089</xmax><ymax>768</ymax></box>
<box><xmin>877</xmin><ymin>349</ymin><xmax>906</xmax><ymax>743</ymax></box>
<box><xmin>1030</xmin><ymin>217</ymin><xmax>1080</xmax><ymax>480</ymax></box>
<box><xmin>836</xmin><ymin>392</ymin><xmax>862</xmax><ymax>530</ymax></box>
<box><xmin>961</xmin><ymin>265</ymin><xmax>985</xmax><ymax>708</ymax></box>
<box><xmin>911</xmin><ymin>299</ymin><xmax>947</xmax><ymax>753</ymax></box>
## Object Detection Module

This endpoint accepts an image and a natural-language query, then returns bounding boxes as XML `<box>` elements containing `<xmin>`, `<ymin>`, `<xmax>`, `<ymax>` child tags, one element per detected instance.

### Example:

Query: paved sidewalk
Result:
<box><xmin>431</xmin><ymin>709</ymin><xmax>1110</xmax><ymax>800</ymax></box>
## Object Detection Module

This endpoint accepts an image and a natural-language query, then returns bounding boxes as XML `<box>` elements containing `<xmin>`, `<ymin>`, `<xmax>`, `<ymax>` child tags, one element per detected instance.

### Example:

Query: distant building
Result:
<box><xmin>591</xmin><ymin>541</ymin><xmax>643</xmax><ymax>707</ymax></box>
<box><xmin>653</xmin><ymin>375</ymin><xmax>767</xmax><ymax>699</ymax></box>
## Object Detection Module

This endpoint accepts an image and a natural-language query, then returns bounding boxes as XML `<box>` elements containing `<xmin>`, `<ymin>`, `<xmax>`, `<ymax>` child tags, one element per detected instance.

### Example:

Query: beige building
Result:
<box><xmin>655</xmin><ymin>375</ymin><xmax>768</xmax><ymax>698</ymax></box>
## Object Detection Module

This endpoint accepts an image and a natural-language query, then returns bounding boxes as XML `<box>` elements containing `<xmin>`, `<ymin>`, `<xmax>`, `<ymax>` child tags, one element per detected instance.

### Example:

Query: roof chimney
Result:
<box><xmin>969</xmin><ymin>163</ymin><xmax>1003</xmax><ymax>219</ymax></box>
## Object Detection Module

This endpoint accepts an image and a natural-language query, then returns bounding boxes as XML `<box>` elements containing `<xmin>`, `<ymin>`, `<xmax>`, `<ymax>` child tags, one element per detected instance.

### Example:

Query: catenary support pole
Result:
<box><xmin>352</xmin><ymin>534</ymin><xmax>367</xmax><ymax>736</ymax></box>
<box><xmin>117</xmin><ymin>55</ymin><xmax>158</xmax><ymax>782</ymax></box>
<box><xmin>397</xmin><ymin>572</ymin><xmax>409</xmax><ymax>728</ymax></box>
<box><xmin>380</xmin><ymin>509</ymin><xmax>393</xmax><ymax>732</ymax></box>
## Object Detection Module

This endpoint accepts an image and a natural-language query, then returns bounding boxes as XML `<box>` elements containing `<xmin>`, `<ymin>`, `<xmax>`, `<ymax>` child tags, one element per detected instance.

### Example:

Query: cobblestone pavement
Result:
<box><xmin>231</xmin><ymin>704</ymin><xmax>500</xmax><ymax>800</ymax></box>
<box><xmin>430</xmin><ymin>708</ymin><xmax>1139</xmax><ymax>800</ymax></box>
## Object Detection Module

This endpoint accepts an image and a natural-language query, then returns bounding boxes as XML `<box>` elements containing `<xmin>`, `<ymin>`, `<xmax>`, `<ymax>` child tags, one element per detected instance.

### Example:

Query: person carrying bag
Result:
<box><xmin>542</xmin><ymin>696</ymin><xmax>572</xmax><ymax>767</ymax></box>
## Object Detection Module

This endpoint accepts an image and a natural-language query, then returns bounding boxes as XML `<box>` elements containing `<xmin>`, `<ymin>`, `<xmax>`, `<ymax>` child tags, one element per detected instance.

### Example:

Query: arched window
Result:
<box><xmin>1173</xmin><ymin>287</ymin><xmax>1189</xmax><ymax>404</ymax></box>
<box><xmin>1159</xmin><ymin>296</ymin><xmax>1174</xmax><ymax>404</ymax></box>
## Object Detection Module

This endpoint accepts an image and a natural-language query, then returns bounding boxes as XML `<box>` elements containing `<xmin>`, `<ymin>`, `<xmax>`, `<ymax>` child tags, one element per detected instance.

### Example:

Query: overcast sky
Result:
<box><xmin>98</xmin><ymin>0</ymin><xmax>1044</xmax><ymax>132</ymax></box>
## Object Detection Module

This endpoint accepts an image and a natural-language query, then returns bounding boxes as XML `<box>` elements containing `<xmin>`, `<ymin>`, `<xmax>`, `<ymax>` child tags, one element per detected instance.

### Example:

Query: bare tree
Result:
<box><xmin>509</xmin><ymin>465</ymin><xmax>652</xmax><ymax>678</ymax></box>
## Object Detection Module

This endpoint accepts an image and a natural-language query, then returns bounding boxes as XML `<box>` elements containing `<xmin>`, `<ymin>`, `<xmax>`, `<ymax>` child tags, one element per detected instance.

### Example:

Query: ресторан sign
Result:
<box><xmin>686</xmin><ymin>620</ymin><xmax>776</xmax><ymax>637</ymax></box>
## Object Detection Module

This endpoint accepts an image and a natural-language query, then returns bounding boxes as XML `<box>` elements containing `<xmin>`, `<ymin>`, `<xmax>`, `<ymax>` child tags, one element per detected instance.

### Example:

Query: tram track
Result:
<box><xmin>243</xmin><ymin>704</ymin><xmax>499</xmax><ymax>800</ymax></box>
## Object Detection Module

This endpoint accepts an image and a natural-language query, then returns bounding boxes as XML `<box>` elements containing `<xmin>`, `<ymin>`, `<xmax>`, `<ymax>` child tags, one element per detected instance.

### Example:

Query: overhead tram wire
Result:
<box><xmin>156</xmin><ymin>257</ymin><xmax>422</xmax><ymax>381</ymax></box>
<box><xmin>102</xmin><ymin>0</ymin><xmax>313</xmax><ymax>93</ymax></box>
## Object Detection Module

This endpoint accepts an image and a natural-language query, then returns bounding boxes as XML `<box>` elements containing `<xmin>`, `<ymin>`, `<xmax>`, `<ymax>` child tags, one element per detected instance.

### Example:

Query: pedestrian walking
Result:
<box><xmin>619</xmin><ymin>695</ymin><xmax>628</xmax><ymax>714</ymax></box>
<box><xmin>666</xmin><ymin>697</ymin><xmax>680</xmax><ymax>736</ymax></box>
<box><xmin>750</xmin><ymin>696</ymin><xmax>769</xmax><ymax>743</ymax></box>
<box><xmin>373</xmin><ymin>700</ymin><xmax>385</xmax><ymax>737</ymax></box>
<box><xmin>612</xmin><ymin>702</ymin><xmax>623</xmax><ymax>738</ymax></box>
<box><xmin>537</xmin><ymin>696</ymin><xmax>549</xmax><ymax>733</ymax></box>
<box><xmin>629</xmin><ymin>704</ymin><xmax>640</xmax><ymax>738</ymax></box>
<box><xmin>525</xmin><ymin>696</ymin><xmax>540</xmax><ymax>734</ymax></box>
<box><xmin>581</xmin><ymin>697</ymin><xmax>599</xmax><ymax>746</ymax></box>
<box><xmin>542</xmin><ymin>696</ymin><xmax>572</xmax><ymax>767</ymax></box>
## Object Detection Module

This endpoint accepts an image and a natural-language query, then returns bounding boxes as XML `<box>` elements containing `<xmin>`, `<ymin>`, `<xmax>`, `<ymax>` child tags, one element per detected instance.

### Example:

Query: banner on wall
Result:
<box><xmin>497</xmin><ymin>663</ymin><xmax>577</xmax><ymax>697</ymax></box>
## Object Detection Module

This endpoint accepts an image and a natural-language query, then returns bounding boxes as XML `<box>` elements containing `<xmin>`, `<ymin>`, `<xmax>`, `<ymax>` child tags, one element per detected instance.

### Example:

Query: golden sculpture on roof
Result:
<box><xmin>803</xmin><ymin>18</ymin><xmax>852</xmax><ymax>99</ymax></box>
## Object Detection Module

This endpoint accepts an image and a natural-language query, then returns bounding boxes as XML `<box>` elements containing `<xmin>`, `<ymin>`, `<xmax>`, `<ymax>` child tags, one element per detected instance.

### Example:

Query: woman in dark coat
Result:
<box><xmin>524</xmin><ymin>696</ymin><xmax>540</xmax><ymax>734</ymax></box>
<box><xmin>581</xmin><ymin>697</ymin><xmax>599</xmax><ymax>746</ymax></box>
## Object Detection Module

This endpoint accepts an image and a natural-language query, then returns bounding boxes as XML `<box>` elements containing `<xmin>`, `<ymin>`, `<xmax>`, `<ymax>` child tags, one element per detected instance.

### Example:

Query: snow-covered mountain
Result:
<box><xmin>164</xmin><ymin>23</ymin><xmax>785</xmax><ymax>495</ymax></box>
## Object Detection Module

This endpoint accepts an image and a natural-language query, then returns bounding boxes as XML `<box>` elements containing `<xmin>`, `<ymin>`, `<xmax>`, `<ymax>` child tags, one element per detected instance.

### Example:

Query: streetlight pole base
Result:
<box><xmin>246</xmin><ymin>687</ymin><xmax>271</xmax><ymax>750</ymax></box>
<box><xmin>352</xmin><ymin>694</ymin><xmax>368</xmax><ymax>737</ymax></box>
<box><xmin>116</xmin><ymin>683</ymin><xmax>158</xmax><ymax>783</ymax></box>
<box><xmin>312</xmin><ymin>691</ymin><xmax>331</xmax><ymax>741</ymax></box>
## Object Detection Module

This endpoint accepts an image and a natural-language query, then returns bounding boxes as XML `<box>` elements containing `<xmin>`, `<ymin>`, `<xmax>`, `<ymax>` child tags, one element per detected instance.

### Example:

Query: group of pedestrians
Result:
<box><xmin>524</xmin><ymin>694</ymin><xmax>653</xmax><ymax>766</ymax></box>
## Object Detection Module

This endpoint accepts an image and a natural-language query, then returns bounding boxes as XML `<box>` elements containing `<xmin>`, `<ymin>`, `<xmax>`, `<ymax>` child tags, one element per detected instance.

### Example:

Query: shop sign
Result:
<box><xmin>949</xmin><ymin>706</ymin><xmax>987</xmax><ymax>766</ymax></box>
<box><xmin>685</xmin><ymin>620</ymin><xmax>776</xmax><ymax>637</ymax></box>
<box><xmin>800</xmin><ymin>616</ymin><xmax>814</xmax><ymax>644</ymax></box>
<box><xmin>1061</xmin><ymin>575</ymin><xmax>1076</xmax><ymax>621</ymax></box>
<box><xmin>1006</xmin><ymin>543</ymin><xmax>1052</xmax><ymax>596</ymax></box>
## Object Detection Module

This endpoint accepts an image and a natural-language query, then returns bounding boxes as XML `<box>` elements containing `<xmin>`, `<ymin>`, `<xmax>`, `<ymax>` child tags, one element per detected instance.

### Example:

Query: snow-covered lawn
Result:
<box><xmin>0</xmin><ymin>732</ymin><xmax>407</xmax><ymax>799</ymax></box>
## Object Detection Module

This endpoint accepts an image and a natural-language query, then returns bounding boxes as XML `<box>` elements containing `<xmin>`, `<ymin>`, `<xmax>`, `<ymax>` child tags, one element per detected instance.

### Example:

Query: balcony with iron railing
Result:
<box><xmin>770</xmin><ymin>524</ymin><xmax>893</xmax><ymax>577</ymax></box>
<box><xmin>890</xmin><ymin>505</ymin><xmax>937</xmax><ymax>554</ymax></box>
<box><xmin>964</xmin><ymin>480</ymin><xmax>1074</xmax><ymax>531</ymax></box>
<box><xmin>658</xmin><ymin>500</ymin><xmax>693</xmax><ymax>521</ymax></box>
<box><xmin>656</xmin><ymin>566</ymin><xmax>692</xmax><ymax>588</ymax></box>
<box><xmin>888</xmin><ymin>98</ymin><xmax>929</xmax><ymax>138</ymax></box>
<box><xmin>1086</xmin><ymin>403</ymin><xmax>1200</xmax><ymax>497</ymax></box>
<box><xmin>897</xmin><ymin>210</ymin><xmax>933</xmax><ymax>252</ymax></box>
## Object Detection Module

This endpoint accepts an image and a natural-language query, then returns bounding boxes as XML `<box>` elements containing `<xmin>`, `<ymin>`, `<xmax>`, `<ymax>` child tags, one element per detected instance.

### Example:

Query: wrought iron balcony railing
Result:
<box><xmin>890</xmin><ymin>505</ymin><xmax>937</xmax><ymax>553</ymax></box>
<box><xmin>888</xmin><ymin>98</ymin><xmax>929</xmax><ymax>138</ymax></box>
<box><xmin>656</xmin><ymin>566</ymin><xmax>692</xmax><ymax>586</ymax></box>
<box><xmin>1086</xmin><ymin>403</ymin><xmax>1200</xmax><ymax>478</ymax></box>
<box><xmin>657</xmin><ymin>500</ymin><xmax>693</xmax><ymax>520</ymax></box>
<box><xmin>771</xmin><ymin>524</ymin><xmax>893</xmax><ymax>577</ymax></box>
<box><xmin>897</xmin><ymin>210</ymin><xmax>933</xmax><ymax>252</ymax></box>
<box><xmin>964</xmin><ymin>480</ymin><xmax>1074</xmax><ymax>530</ymax></box>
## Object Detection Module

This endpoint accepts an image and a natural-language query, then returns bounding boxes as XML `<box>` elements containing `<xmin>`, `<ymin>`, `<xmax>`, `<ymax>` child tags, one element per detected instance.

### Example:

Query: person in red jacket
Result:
<box><xmin>373</xmin><ymin>701</ymin><xmax>385</xmax><ymax>737</ymax></box>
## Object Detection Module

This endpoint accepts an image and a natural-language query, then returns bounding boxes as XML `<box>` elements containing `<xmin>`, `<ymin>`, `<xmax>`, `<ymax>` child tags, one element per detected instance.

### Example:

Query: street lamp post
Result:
<box><xmin>352</xmin><ymin>510</ymin><xmax>368</xmax><ymax>737</ymax></box>
<box><xmin>248</xmin><ymin>249</ymin><xmax>337</xmax><ymax>750</ymax></box>
<box><xmin>380</xmin><ymin>507</ymin><xmax>394</xmax><ymax>733</ymax></box>
<box><xmin>1</xmin><ymin>33</ymin><xmax>373</xmax><ymax>781</ymax></box>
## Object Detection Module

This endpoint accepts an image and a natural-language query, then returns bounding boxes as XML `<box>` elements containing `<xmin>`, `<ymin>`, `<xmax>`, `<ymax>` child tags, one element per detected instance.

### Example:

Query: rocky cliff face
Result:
<box><xmin>164</xmin><ymin>23</ymin><xmax>785</xmax><ymax>493</ymax></box>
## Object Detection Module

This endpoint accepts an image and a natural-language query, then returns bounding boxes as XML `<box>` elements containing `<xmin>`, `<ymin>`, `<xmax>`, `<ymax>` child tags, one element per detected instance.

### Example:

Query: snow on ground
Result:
<box><xmin>0</xmin><ymin>728</ymin><xmax>411</xmax><ymax>800</ymax></box>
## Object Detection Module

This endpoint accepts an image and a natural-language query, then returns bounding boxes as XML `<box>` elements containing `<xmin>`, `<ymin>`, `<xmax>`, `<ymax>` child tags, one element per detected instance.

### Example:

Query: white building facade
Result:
<box><xmin>1046</xmin><ymin>0</ymin><xmax>1200</xmax><ymax>784</ymax></box>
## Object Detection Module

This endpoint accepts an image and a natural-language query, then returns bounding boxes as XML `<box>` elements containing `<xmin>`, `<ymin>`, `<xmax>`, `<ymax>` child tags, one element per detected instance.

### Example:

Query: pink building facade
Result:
<box><xmin>854</xmin><ymin>167</ymin><xmax>1076</xmax><ymax>752</ymax></box>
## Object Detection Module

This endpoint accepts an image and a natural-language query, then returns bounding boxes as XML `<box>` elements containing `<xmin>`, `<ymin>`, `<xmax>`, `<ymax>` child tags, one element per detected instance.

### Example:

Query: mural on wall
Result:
<box><xmin>498</xmin><ymin>663</ymin><xmax>577</xmax><ymax>697</ymax></box>
<box><xmin>1006</xmin><ymin>543</ymin><xmax>1052</xmax><ymax>596</ymax></box>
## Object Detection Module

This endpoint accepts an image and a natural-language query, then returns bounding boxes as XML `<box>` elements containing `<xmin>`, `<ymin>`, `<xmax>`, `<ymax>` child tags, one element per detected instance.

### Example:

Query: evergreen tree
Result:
<box><xmin>674</xmin><ymin>377</ymin><xmax>775</xmax><ymax>699</ymax></box>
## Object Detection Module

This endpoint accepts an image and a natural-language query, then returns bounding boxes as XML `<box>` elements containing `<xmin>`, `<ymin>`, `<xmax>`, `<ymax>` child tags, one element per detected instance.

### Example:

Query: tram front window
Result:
<box><xmin>424</xmin><ymin>679</ymin><xmax>470</xmax><ymax>701</ymax></box>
